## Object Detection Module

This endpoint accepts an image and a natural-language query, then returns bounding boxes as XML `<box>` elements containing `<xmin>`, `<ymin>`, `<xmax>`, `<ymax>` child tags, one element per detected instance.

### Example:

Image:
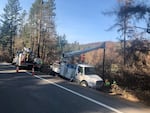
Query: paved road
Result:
<box><xmin>0</xmin><ymin>63</ymin><xmax>150</xmax><ymax>113</ymax></box>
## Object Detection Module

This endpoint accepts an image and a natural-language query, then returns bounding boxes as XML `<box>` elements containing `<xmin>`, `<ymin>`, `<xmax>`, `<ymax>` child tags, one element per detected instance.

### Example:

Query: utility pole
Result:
<box><xmin>102</xmin><ymin>42</ymin><xmax>106</xmax><ymax>79</ymax></box>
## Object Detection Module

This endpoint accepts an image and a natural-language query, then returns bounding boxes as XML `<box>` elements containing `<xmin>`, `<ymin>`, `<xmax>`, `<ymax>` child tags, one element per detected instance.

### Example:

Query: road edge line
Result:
<box><xmin>26</xmin><ymin>72</ymin><xmax>124</xmax><ymax>113</ymax></box>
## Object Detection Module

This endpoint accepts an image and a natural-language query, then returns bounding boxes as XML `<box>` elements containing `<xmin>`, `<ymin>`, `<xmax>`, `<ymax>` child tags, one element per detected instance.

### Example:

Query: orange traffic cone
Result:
<box><xmin>16</xmin><ymin>66</ymin><xmax>19</xmax><ymax>73</ymax></box>
<box><xmin>32</xmin><ymin>65</ymin><xmax>35</xmax><ymax>76</ymax></box>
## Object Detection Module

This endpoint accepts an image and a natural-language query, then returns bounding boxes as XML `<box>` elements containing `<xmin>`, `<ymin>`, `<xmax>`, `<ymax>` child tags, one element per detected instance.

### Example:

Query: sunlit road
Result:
<box><xmin>0</xmin><ymin>63</ymin><xmax>149</xmax><ymax>113</ymax></box>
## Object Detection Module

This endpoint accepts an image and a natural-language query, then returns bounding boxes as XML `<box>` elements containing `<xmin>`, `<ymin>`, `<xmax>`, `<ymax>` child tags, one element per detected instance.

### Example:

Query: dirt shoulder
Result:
<box><xmin>102</xmin><ymin>84</ymin><xmax>150</xmax><ymax>106</ymax></box>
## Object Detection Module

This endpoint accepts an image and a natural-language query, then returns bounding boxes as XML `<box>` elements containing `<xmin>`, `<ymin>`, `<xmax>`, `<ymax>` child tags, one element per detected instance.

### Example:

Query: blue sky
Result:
<box><xmin>0</xmin><ymin>0</ymin><xmax>119</xmax><ymax>44</ymax></box>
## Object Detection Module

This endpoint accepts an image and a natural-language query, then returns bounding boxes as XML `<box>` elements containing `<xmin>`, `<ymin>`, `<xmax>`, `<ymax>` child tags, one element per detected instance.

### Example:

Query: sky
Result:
<box><xmin>0</xmin><ymin>0</ymin><xmax>119</xmax><ymax>44</ymax></box>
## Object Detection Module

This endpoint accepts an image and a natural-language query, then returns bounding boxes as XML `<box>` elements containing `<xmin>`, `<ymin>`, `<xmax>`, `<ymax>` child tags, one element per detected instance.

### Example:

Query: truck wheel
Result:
<box><xmin>80</xmin><ymin>81</ymin><xmax>88</xmax><ymax>87</ymax></box>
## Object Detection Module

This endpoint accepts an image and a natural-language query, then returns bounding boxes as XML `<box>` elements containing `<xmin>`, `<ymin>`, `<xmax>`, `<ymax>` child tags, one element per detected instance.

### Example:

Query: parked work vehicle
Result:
<box><xmin>60</xmin><ymin>63</ymin><xmax>103</xmax><ymax>88</ymax></box>
<box><xmin>13</xmin><ymin>47</ymin><xmax>35</xmax><ymax>69</ymax></box>
<box><xmin>51</xmin><ymin>44</ymin><xmax>105</xmax><ymax>88</ymax></box>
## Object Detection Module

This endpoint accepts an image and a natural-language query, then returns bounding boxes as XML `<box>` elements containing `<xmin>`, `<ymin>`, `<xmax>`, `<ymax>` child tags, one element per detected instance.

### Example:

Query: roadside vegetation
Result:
<box><xmin>0</xmin><ymin>0</ymin><xmax>150</xmax><ymax>105</ymax></box>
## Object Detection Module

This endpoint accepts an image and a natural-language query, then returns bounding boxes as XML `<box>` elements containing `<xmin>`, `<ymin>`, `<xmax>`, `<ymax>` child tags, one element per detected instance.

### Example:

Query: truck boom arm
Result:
<box><xmin>63</xmin><ymin>42</ymin><xmax>105</xmax><ymax>58</ymax></box>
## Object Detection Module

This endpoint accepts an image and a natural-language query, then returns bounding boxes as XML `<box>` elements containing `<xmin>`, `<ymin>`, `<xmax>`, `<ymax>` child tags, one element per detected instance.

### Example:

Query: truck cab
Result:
<box><xmin>50</xmin><ymin>61</ymin><xmax>60</xmax><ymax>75</ymax></box>
<box><xmin>75</xmin><ymin>64</ymin><xmax>103</xmax><ymax>89</ymax></box>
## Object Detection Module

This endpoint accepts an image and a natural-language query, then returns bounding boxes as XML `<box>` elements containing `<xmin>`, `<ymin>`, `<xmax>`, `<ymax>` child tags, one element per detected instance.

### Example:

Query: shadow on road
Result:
<box><xmin>0</xmin><ymin>63</ymin><xmax>150</xmax><ymax>113</ymax></box>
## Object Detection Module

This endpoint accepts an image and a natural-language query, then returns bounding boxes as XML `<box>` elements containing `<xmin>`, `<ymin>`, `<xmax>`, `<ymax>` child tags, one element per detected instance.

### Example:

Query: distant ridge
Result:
<box><xmin>80</xmin><ymin>41</ymin><xmax>118</xmax><ymax>49</ymax></box>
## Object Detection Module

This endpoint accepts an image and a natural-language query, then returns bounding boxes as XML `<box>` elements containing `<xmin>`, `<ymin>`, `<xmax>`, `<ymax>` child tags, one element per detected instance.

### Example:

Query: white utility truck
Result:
<box><xmin>12</xmin><ymin>47</ymin><xmax>42</xmax><ymax>68</ymax></box>
<box><xmin>58</xmin><ymin>44</ymin><xmax>105</xmax><ymax>89</ymax></box>
<box><xmin>13</xmin><ymin>47</ymin><xmax>36</xmax><ymax>69</ymax></box>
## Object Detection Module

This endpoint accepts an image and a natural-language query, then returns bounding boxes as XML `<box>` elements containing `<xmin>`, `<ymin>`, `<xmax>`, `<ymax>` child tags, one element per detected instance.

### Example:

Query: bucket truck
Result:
<box><xmin>13</xmin><ymin>47</ymin><xmax>35</xmax><ymax>69</ymax></box>
<box><xmin>56</xmin><ymin>43</ymin><xmax>105</xmax><ymax>89</ymax></box>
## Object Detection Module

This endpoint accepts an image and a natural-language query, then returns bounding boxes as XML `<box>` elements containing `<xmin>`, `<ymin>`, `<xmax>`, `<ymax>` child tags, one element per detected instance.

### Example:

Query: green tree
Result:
<box><xmin>28</xmin><ymin>0</ymin><xmax>57</xmax><ymax>63</ymax></box>
<box><xmin>0</xmin><ymin>0</ymin><xmax>22</xmax><ymax>59</ymax></box>
<box><xmin>57</xmin><ymin>34</ymin><xmax>68</xmax><ymax>53</ymax></box>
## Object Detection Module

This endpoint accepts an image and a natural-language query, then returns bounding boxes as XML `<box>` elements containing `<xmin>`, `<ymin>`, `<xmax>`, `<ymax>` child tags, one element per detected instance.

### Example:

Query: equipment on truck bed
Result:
<box><xmin>13</xmin><ymin>47</ymin><xmax>35</xmax><ymax>68</ymax></box>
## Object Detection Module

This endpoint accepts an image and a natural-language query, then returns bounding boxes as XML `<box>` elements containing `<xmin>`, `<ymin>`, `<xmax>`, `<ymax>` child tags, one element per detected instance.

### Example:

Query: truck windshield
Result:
<box><xmin>85</xmin><ymin>67</ymin><xmax>96</xmax><ymax>75</ymax></box>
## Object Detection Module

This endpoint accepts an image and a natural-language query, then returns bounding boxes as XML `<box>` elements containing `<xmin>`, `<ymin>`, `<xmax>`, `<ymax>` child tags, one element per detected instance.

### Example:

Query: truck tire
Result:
<box><xmin>80</xmin><ymin>81</ymin><xmax>88</xmax><ymax>87</ymax></box>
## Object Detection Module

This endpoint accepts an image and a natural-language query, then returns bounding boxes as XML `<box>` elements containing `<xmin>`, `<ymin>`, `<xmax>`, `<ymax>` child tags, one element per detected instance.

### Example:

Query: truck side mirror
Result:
<box><xmin>78</xmin><ymin>72</ymin><xmax>82</xmax><ymax>75</ymax></box>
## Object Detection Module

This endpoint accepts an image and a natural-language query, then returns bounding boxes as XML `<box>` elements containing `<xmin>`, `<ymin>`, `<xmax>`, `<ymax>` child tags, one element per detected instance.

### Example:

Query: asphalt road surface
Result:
<box><xmin>0</xmin><ymin>62</ymin><xmax>150</xmax><ymax>113</ymax></box>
